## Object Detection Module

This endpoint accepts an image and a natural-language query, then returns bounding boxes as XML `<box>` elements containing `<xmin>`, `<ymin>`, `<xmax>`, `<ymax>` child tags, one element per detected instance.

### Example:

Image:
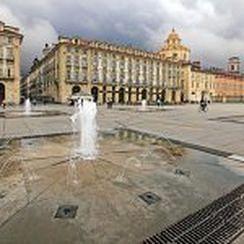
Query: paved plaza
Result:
<box><xmin>0</xmin><ymin>103</ymin><xmax>244</xmax><ymax>157</ymax></box>
<box><xmin>0</xmin><ymin>103</ymin><xmax>243</xmax><ymax>244</ymax></box>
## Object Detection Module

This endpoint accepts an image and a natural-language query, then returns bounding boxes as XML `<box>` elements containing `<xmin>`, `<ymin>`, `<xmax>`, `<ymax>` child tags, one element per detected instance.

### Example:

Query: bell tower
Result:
<box><xmin>228</xmin><ymin>57</ymin><xmax>240</xmax><ymax>74</ymax></box>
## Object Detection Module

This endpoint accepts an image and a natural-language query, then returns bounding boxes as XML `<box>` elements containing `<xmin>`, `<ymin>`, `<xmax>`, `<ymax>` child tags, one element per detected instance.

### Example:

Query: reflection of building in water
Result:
<box><xmin>0</xmin><ymin>21</ymin><xmax>23</xmax><ymax>105</ymax></box>
<box><xmin>22</xmin><ymin>28</ymin><xmax>244</xmax><ymax>104</ymax></box>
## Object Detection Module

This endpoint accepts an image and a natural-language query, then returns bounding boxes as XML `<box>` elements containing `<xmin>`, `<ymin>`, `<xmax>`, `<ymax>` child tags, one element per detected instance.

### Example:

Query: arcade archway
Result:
<box><xmin>118</xmin><ymin>87</ymin><xmax>125</xmax><ymax>104</ymax></box>
<box><xmin>102</xmin><ymin>85</ymin><xmax>106</xmax><ymax>104</ymax></box>
<box><xmin>91</xmin><ymin>86</ymin><xmax>99</xmax><ymax>102</ymax></box>
<box><xmin>181</xmin><ymin>92</ymin><xmax>185</xmax><ymax>103</ymax></box>
<box><xmin>172</xmin><ymin>90</ymin><xmax>176</xmax><ymax>103</ymax></box>
<box><xmin>161</xmin><ymin>89</ymin><xmax>166</xmax><ymax>102</ymax></box>
<box><xmin>0</xmin><ymin>83</ymin><xmax>5</xmax><ymax>104</ymax></box>
<box><xmin>141</xmin><ymin>89</ymin><xmax>147</xmax><ymax>100</ymax></box>
<box><xmin>112</xmin><ymin>86</ymin><xmax>116</xmax><ymax>103</ymax></box>
<box><xmin>136</xmin><ymin>88</ymin><xmax>140</xmax><ymax>102</ymax></box>
<box><xmin>128</xmin><ymin>87</ymin><xmax>132</xmax><ymax>104</ymax></box>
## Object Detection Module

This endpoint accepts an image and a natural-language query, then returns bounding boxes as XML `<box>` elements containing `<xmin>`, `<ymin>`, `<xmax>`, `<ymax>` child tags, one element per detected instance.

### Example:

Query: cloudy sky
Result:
<box><xmin>0</xmin><ymin>0</ymin><xmax>243</xmax><ymax>74</ymax></box>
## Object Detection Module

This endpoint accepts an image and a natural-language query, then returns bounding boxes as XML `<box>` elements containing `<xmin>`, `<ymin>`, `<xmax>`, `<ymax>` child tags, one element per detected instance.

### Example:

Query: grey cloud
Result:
<box><xmin>0</xmin><ymin>0</ymin><xmax>243</xmax><ymax>73</ymax></box>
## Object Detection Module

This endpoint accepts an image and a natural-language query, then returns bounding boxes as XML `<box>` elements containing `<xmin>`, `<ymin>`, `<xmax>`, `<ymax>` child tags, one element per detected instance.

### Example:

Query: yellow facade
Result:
<box><xmin>24</xmin><ymin>35</ymin><xmax>184</xmax><ymax>104</ymax></box>
<box><xmin>22</xmin><ymin>28</ymin><xmax>243</xmax><ymax>105</ymax></box>
<box><xmin>0</xmin><ymin>21</ymin><xmax>23</xmax><ymax>105</ymax></box>
<box><xmin>158</xmin><ymin>29</ymin><xmax>190</xmax><ymax>62</ymax></box>
<box><xmin>189</xmin><ymin>69</ymin><xmax>215</xmax><ymax>102</ymax></box>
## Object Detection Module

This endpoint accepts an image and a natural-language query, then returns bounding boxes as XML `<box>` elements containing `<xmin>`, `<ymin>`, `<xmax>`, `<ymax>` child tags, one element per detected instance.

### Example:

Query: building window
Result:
<box><xmin>8</xmin><ymin>37</ymin><xmax>13</xmax><ymax>44</ymax></box>
<box><xmin>7</xmin><ymin>48</ymin><xmax>13</xmax><ymax>59</ymax></box>
<box><xmin>7</xmin><ymin>68</ymin><xmax>11</xmax><ymax>78</ymax></box>
<box><xmin>67</xmin><ymin>70</ymin><xmax>71</xmax><ymax>80</ymax></box>
<box><xmin>67</xmin><ymin>47</ymin><xmax>71</xmax><ymax>53</ymax></box>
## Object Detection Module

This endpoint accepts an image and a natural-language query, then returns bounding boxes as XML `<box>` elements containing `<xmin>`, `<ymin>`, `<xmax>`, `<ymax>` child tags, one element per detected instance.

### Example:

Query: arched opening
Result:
<box><xmin>161</xmin><ymin>89</ymin><xmax>166</xmax><ymax>102</ymax></box>
<box><xmin>141</xmin><ymin>89</ymin><xmax>147</xmax><ymax>100</ymax></box>
<box><xmin>128</xmin><ymin>87</ymin><xmax>132</xmax><ymax>104</ymax></box>
<box><xmin>118</xmin><ymin>87</ymin><xmax>125</xmax><ymax>104</ymax></box>
<box><xmin>136</xmin><ymin>88</ymin><xmax>140</xmax><ymax>102</ymax></box>
<box><xmin>91</xmin><ymin>86</ymin><xmax>99</xmax><ymax>103</ymax></box>
<box><xmin>149</xmin><ymin>88</ymin><xmax>153</xmax><ymax>102</ymax></box>
<box><xmin>172</xmin><ymin>90</ymin><xmax>176</xmax><ymax>103</ymax></box>
<box><xmin>112</xmin><ymin>86</ymin><xmax>116</xmax><ymax>103</ymax></box>
<box><xmin>156</xmin><ymin>88</ymin><xmax>159</xmax><ymax>101</ymax></box>
<box><xmin>102</xmin><ymin>85</ymin><xmax>106</xmax><ymax>104</ymax></box>
<box><xmin>72</xmin><ymin>85</ymin><xmax>81</xmax><ymax>95</ymax></box>
<box><xmin>0</xmin><ymin>83</ymin><xmax>5</xmax><ymax>104</ymax></box>
<box><xmin>181</xmin><ymin>92</ymin><xmax>185</xmax><ymax>103</ymax></box>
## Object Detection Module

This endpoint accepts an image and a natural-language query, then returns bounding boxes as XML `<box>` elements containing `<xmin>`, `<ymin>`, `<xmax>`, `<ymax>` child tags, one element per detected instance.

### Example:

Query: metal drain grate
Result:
<box><xmin>139</xmin><ymin>192</ymin><xmax>161</xmax><ymax>205</ymax></box>
<box><xmin>54</xmin><ymin>205</ymin><xmax>78</xmax><ymax>219</ymax></box>
<box><xmin>143</xmin><ymin>184</ymin><xmax>244</xmax><ymax>244</ymax></box>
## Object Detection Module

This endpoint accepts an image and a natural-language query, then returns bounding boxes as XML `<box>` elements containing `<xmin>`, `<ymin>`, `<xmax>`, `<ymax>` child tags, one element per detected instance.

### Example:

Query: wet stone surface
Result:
<box><xmin>0</xmin><ymin>132</ymin><xmax>243</xmax><ymax>244</ymax></box>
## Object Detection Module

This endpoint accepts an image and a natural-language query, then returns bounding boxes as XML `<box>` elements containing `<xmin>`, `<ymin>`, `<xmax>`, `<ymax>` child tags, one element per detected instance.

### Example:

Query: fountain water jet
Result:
<box><xmin>140</xmin><ymin>100</ymin><xmax>147</xmax><ymax>111</ymax></box>
<box><xmin>70</xmin><ymin>99</ymin><xmax>98</xmax><ymax>160</ymax></box>
<box><xmin>25</xmin><ymin>98</ymin><xmax>31</xmax><ymax>115</ymax></box>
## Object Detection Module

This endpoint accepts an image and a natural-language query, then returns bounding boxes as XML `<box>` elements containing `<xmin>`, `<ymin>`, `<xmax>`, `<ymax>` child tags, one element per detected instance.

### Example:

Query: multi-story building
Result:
<box><xmin>23</xmin><ymin>28</ymin><xmax>244</xmax><ymax>105</ymax></box>
<box><xmin>213</xmin><ymin>72</ymin><xmax>244</xmax><ymax>102</ymax></box>
<box><xmin>182</xmin><ymin>62</ymin><xmax>216</xmax><ymax>103</ymax></box>
<box><xmin>0</xmin><ymin>21</ymin><xmax>23</xmax><ymax>105</ymax></box>
<box><xmin>23</xmin><ymin>30</ymin><xmax>187</xmax><ymax>104</ymax></box>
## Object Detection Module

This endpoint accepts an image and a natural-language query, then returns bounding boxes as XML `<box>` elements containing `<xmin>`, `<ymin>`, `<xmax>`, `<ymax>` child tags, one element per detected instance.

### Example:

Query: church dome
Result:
<box><xmin>166</xmin><ymin>28</ymin><xmax>181</xmax><ymax>45</ymax></box>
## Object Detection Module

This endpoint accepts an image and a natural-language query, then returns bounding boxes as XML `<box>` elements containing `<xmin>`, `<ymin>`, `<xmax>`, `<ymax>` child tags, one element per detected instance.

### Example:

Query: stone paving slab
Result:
<box><xmin>0</xmin><ymin>103</ymin><xmax>244</xmax><ymax>243</ymax></box>
<box><xmin>0</xmin><ymin>103</ymin><xmax>243</xmax><ymax>157</ymax></box>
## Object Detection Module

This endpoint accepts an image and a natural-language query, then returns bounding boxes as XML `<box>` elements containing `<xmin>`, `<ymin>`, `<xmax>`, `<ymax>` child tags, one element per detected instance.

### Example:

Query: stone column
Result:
<box><xmin>175</xmin><ymin>90</ymin><xmax>181</xmax><ymax>103</ymax></box>
<box><xmin>165</xmin><ymin>89</ymin><xmax>172</xmax><ymax>103</ymax></box>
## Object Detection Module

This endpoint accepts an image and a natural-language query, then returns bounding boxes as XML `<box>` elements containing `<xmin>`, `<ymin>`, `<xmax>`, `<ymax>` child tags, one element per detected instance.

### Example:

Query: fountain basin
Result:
<box><xmin>0</xmin><ymin>131</ymin><xmax>242</xmax><ymax>243</ymax></box>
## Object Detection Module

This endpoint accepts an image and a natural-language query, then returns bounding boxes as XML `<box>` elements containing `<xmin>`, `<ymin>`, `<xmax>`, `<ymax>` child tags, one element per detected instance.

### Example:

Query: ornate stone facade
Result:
<box><xmin>0</xmin><ymin>21</ymin><xmax>23</xmax><ymax>105</ymax></box>
<box><xmin>158</xmin><ymin>28</ymin><xmax>190</xmax><ymax>62</ymax></box>
<box><xmin>22</xmin><ymin>28</ymin><xmax>244</xmax><ymax>104</ymax></box>
<box><xmin>23</xmin><ymin>34</ymin><xmax>184</xmax><ymax>104</ymax></box>
<box><xmin>214</xmin><ymin>72</ymin><xmax>244</xmax><ymax>102</ymax></box>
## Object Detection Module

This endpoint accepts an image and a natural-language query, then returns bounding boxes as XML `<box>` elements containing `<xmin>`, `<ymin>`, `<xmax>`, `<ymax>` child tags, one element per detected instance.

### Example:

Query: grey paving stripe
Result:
<box><xmin>209</xmin><ymin>115</ymin><xmax>244</xmax><ymax>125</ymax></box>
<box><xmin>123</xmin><ymin>127</ymin><xmax>233</xmax><ymax>158</ymax></box>
<box><xmin>169</xmin><ymin>139</ymin><xmax>232</xmax><ymax>157</ymax></box>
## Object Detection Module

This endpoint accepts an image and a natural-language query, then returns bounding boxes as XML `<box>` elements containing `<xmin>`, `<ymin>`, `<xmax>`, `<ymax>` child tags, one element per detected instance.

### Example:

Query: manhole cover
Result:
<box><xmin>54</xmin><ymin>205</ymin><xmax>78</xmax><ymax>219</ymax></box>
<box><xmin>139</xmin><ymin>192</ymin><xmax>161</xmax><ymax>205</ymax></box>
